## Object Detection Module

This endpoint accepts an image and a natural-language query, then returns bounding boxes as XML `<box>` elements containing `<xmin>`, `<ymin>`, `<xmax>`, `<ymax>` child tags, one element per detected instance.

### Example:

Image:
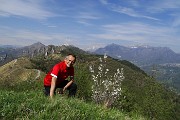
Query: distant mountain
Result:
<box><xmin>0</xmin><ymin>42</ymin><xmax>46</xmax><ymax>66</ymax></box>
<box><xmin>94</xmin><ymin>43</ymin><xmax>180</xmax><ymax>93</ymax></box>
<box><xmin>0</xmin><ymin>42</ymin><xmax>87</xmax><ymax>66</ymax></box>
<box><xmin>0</xmin><ymin>44</ymin><xmax>21</xmax><ymax>48</ymax></box>
<box><xmin>94</xmin><ymin>43</ymin><xmax>180</xmax><ymax>66</ymax></box>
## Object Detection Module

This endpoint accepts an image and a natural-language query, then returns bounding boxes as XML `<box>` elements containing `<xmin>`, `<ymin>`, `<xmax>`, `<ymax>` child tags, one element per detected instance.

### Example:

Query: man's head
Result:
<box><xmin>64</xmin><ymin>54</ymin><xmax>76</xmax><ymax>67</ymax></box>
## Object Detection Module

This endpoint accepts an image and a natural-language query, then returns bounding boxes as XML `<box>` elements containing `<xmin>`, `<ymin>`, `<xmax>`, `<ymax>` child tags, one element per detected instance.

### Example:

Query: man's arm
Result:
<box><xmin>63</xmin><ymin>76</ymin><xmax>74</xmax><ymax>92</ymax></box>
<box><xmin>50</xmin><ymin>76</ymin><xmax>57</xmax><ymax>98</ymax></box>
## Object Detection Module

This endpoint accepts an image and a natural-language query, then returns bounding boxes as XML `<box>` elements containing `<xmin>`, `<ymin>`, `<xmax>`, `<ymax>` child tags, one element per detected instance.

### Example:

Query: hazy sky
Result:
<box><xmin>1</xmin><ymin>0</ymin><xmax>180</xmax><ymax>53</ymax></box>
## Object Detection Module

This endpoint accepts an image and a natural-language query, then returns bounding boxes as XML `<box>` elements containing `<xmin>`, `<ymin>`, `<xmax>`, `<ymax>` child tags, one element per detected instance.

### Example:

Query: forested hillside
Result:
<box><xmin>0</xmin><ymin>45</ymin><xmax>179</xmax><ymax>120</ymax></box>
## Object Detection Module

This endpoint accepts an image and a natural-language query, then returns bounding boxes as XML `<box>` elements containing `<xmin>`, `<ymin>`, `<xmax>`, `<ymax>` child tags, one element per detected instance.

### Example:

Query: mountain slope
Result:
<box><xmin>94</xmin><ymin>43</ymin><xmax>180</xmax><ymax>93</ymax></box>
<box><xmin>31</xmin><ymin>47</ymin><xmax>180</xmax><ymax>119</ymax></box>
<box><xmin>0</xmin><ymin>57</ymin><xmax>45</xmax><ymax>86</ymax></box>
<box><xmin>0</xmin><ymin>45</ymin><xmax>179</xmax><ymax>120</ymax></box>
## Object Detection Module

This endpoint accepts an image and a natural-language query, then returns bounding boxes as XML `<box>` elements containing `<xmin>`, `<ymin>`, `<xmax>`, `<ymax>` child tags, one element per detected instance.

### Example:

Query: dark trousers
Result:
<box><xmin>44</xmin><ymin>80</ymin><xmax>77</xmax><ymax>97</ymax></box>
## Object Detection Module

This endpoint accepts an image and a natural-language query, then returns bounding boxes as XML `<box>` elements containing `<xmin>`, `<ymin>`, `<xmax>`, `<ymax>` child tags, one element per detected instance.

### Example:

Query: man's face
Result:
<box><xmin>65</xmin><ymin>55</ymin><xmax>75</xmax><ymax>67</ymax></box>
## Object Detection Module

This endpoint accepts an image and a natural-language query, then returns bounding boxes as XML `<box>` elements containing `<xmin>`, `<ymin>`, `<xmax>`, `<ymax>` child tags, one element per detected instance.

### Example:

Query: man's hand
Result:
<box><xmin>58</xmin><ymin>89</ymin><xmax>64</xmax><ymax>94</ymax></box>
<box><xmin>63</xmin><ymin>80</ymin><xmax>73</xmax><ymax>92</ymax></box>
<box><xmin>63</xmin><ymin>86</ymin><xmax>67</xmax><ymax>92</ymax></box>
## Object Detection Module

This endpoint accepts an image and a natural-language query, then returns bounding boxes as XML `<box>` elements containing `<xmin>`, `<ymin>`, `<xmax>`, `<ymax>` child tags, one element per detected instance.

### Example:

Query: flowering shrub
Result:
<box><xmin>89</xmin><ymin>54</ymin><xmax>125</xmax><ymax>107</ymax></box>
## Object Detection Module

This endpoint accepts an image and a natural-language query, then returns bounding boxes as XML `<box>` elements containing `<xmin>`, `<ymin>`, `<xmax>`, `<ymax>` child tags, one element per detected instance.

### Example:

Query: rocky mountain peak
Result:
<box><xmin>26</xmin><ymin>42</ymin><xmax>45</xmax><ymax>49</ymax></box>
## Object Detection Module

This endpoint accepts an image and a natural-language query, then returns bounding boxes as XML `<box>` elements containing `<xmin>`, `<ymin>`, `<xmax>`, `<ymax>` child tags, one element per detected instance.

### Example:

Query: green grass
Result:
<box><xmin>0</xmin><ymin>90</ymin><xmax>145</xmax><ymax>120</ymax></box>
<box><xmin>1</xmin><ymin>52</ymin><xmax>179</xmax><ymax>120</ymax></box>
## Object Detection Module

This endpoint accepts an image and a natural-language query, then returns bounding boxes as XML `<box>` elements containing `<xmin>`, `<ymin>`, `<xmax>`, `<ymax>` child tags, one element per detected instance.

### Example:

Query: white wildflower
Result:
<box><xmin>89</xmin><ymin>56</ymin><xmax>125</xmax><ymax>107</ymax></box>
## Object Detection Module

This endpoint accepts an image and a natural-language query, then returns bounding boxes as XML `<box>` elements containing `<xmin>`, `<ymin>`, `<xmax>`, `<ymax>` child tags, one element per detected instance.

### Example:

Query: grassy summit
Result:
<box><xmin>0</xmin><ymin>45</ymin><xmax>179</xmax><ymax>120</ymax></box>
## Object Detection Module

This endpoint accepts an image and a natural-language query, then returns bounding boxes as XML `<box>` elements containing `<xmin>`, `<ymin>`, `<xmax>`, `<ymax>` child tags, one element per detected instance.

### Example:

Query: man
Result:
<box><xmin>44</xmin><ymin>54</ymin><xmax>77</xmax><ymax>98</ymax></box>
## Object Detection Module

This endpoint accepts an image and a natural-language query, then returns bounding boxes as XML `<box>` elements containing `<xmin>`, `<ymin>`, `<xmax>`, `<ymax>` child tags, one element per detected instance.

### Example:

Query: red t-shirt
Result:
<box><xmin>44</xmin><ymin>61</ymin><xmax>74</xmax><ymax>86</ymax></box>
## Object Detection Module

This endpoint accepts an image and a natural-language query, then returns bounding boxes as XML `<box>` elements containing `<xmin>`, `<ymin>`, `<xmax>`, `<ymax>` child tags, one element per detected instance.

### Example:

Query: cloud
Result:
<box><xmin>145</xmin><ymin>0</ymin><xmax>180</xmax><ymax>26</ymax></box>
<box><xmin>172</xmin><ymin>17</ymin><xmax>180</xmax><ymax>27</ymax></box>
<box><xmin>0</xmin><ymin>0</ymin><xmax>56</xmax><ymax>20</ymax></box>
<box><xmin>0</xmin><ymin>26</ymin><xmax>104</xmax><ymax>50</ymax></box>
<box><xmin>77</xmin><ymin>12</ymin><xmax>101</xmax><ymax>20</ymax></box>
<box><xmin>111</xmin><ymin>6</ymin><xmax>160</xmax><ymax>21</ymax></box>
<box><xmin>147</xmin><ymin>0</ymin><xmax>180</xmax><ymax>13</ymax></box>
<box><xmin>77</xmin><ymin>20</ymin><xmax>92</xmax><ymax>26</ymax></box>
<box><xmin>99</xmin><ymin>0</ymin><xmax>159</xmax><ymax>21</ymax></box>
<box><xmin>89</xmin><ymin>22</ymin><xmax>178</xmax><ymax>46</ymax></box>
<box><xmin>47</xmin><ymin>25</ymin><xmax>57</xmax><ymax>28</ymax></box>
<box><xmin>74</xmin><ymin>12</ymin><xmax>101</xmax><ymax>25</ymax></box>
<box><xmin>0</xmin><ymin>27</ymin><xmax>71</xmax><ymax>45</ymax></box>
<box><xmin>99</xmin><ymin>0</ymin><xmax>180</xmax><ymax>27</ymax></box>
<box><xmin>99</xmin><ymin>0</ymin><xmax>108</xmax><ymax>5</ymax></box>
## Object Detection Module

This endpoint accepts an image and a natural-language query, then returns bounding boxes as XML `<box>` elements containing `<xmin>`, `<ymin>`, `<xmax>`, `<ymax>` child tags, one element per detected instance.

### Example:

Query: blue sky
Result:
<box><xmin>1</xmin><ymin>0</ymin><xmax>180</xmax><ymax>53</ymax></box>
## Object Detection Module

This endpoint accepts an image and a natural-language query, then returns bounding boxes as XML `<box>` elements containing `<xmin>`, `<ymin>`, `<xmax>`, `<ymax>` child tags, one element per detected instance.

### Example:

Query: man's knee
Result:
<box><xmin>44</xmin><ymin>86</ymin><xmax>50</xmax><ymax>96</ymax></box>
<box><xmin>68</xmin><ymin>83</ymin><xmax>77</xmax><ymax>97</ymax></box>
<box><xmin>71</xmin><ymin>83</ymin><xmax>77</xmax><ymax>90</ymax></box>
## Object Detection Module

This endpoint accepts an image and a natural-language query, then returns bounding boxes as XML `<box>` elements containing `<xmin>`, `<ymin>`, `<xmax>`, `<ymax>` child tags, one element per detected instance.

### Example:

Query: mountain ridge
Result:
<box><xmin>0</xmin><ymin>43</ymin><xmax>179</xmax><ymax>119</ymax></box>
<box><xmin>0</xmin><ymin>42</ymin><xmax>87</xmax><ymax>66</ymax></box>
<box><xmin>94</xmin><ymin>43</ymin><xmax>180</xmax><ymax>66</ymax></box>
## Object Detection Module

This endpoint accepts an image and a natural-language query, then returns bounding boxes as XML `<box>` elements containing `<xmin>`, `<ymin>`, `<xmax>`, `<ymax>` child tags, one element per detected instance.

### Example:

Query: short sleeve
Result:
<box><xmin>51</xmin><ymin>64</ymin><xmax>60</xmax><ymax>78</ymax></box>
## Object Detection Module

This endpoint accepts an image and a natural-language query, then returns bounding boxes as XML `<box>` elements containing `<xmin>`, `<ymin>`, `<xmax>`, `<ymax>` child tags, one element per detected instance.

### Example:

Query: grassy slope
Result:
<box><xmin>0</xmin><ymin>57</ymin><xmax>46</xmax><ymax>86</ymax></box>
<box><xmin>0</xmin><ymin>46</ymin><xmax>179</xmax><ymax>119</ymax></box>
<box><xmin>0</xmin><ymin>89</ymin><xmax>145</xmax><ymax>120</ymax></box>
<box><xmin>0</xmin><ymin>55</ymin><xmax>146</xmax><ymax>119</ymax></box>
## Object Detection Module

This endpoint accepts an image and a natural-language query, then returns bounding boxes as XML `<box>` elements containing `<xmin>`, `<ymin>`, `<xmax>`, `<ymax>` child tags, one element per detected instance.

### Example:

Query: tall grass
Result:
<box><xmin>0</xmin><ymin>90</ymin><xmax>145</xmax><ymax>120</ymax></box>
